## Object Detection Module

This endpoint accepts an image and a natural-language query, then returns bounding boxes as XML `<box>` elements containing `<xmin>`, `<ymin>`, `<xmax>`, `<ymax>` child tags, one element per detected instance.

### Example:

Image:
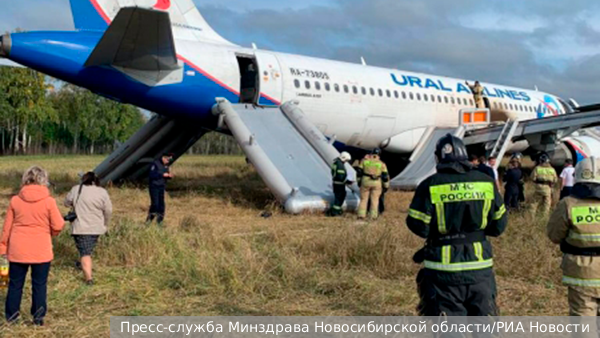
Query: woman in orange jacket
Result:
<box><xmin>0</xmin><ymin>166</ymin><xmax>64</xmax><ymax>326</ymax></box>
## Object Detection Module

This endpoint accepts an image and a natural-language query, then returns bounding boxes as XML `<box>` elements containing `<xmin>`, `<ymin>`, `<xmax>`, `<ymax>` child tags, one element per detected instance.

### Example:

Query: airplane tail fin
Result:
<box><xmin>69</xmin><ymin>0</ymin><xmax>233</xmax><ymax>45</ymax></box>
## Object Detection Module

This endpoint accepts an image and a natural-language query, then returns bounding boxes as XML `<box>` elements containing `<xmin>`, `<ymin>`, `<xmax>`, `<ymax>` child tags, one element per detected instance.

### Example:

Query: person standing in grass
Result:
<box><xmin>0</xmin><ymin>166</ymin><xmax>64</xmax><ymax>326</ymax></box>
<box><xmin>407</xmin><ymin>134</ymin><xmax>507</xmax><ymax>316</ymax></box>
<box><xmin>547</xmin><ymin>157</ymin><xmax>600</xmax><ymax>316</ymax></box>
<box><xmin>65</xmin><ymin>172</ymin><xmax>112</xmax><ymax>285</ymax></box>
<box><xmin>503</xmin><ymin>158</ymin><xmax>523</xmax><ymax>211</ymax></box>
<box><xmin>560</xmin><ymin>159</ymin><xmax>576</xmax><ymax>199</ymax></box>
<box><xmin>146</xmin><ymin>153</ymin><xmax>174</xmax><ymax>225</ymax></box>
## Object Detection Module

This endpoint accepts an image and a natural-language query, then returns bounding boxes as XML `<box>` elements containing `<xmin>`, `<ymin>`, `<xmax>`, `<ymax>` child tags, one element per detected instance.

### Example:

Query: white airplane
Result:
<box><xmin>1</xmin><ymin>0</ymin><xmax>599</xmax><ymax>212</ymax></box>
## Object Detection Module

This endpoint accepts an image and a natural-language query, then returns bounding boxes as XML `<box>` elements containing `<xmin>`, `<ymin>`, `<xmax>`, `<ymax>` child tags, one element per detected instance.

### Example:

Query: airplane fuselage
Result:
<box><xmin>2</xmin><ymin>28</ymin><xmax>571</xmax><ymax>155</ymax></box>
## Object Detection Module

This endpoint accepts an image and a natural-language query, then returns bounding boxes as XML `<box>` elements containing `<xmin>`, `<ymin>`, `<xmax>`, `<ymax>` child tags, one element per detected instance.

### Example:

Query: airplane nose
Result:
<box><xmin>0</xmin><ymin>34</ymin><xmax>11</xmax><ymax>57</ymax></box>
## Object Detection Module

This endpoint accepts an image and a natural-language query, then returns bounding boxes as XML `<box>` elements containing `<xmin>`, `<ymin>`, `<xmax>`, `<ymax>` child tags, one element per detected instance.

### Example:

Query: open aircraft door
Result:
<box><xmin>255</xmin><ymin>51</ymin><xmax>284</xmax><ymax>106</ymax></box>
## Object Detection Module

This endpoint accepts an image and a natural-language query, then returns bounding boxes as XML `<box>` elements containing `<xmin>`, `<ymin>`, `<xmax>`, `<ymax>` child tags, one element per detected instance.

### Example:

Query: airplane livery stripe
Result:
<box><xmin>89</xmin><ymin>0</ymin><xmax>111</xmax><ymax>24</ymax></box>
<box><xmin>176</xmin><ymin>55</ymin><xmax>240</xmax><ymax>96</ymax></box>
<box><xmin>89</xmin><ymin>1</ymin><xmax>243</xmax><ymax>98</ymax></box>
<box><xmin>565</xmin><ymin>140</ymin><xmax>589</xmax><ymax>159</ymax></box>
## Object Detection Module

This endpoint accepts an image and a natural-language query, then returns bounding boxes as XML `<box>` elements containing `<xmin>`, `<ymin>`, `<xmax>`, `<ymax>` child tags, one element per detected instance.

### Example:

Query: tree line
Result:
<box><xmin>0</xmin><ymin>67</ymin><xmax>242</xmax><ymax>156</ymax></box>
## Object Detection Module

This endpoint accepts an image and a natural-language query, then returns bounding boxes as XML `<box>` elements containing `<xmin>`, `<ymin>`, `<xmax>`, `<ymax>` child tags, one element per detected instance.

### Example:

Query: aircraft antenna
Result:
<box><xmin>534</xmin><ymin>85</ymin><xmax>539</xmax><ymax>91</ymax></box>
<box><xmin>361</xmin><ymin>57</ymin><xmax>367</xmax><ymax>66</ymax></box>
<box><xmin>252</xmin><ymin>43</ymin><xmax>258</xmax><ymax>50</ymax></box>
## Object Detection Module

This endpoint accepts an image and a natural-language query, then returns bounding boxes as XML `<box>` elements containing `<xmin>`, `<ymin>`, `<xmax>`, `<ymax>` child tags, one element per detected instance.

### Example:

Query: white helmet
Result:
<box><xmin>340</xmin><ymin>152</ymin><xmax>352</xmax><ymax>162</ymax></box>
<box><xmin>575</xmin><ymin>156</ymin><xmax>600</xmax><ymax>185</ymax></box>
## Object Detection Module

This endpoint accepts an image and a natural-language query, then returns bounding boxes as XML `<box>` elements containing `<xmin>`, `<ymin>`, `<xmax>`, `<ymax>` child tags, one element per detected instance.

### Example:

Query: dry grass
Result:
<box><xmin>0</xmin><ymin>155</ymin><xmax>568</xmax><ymax>337</ymax></box>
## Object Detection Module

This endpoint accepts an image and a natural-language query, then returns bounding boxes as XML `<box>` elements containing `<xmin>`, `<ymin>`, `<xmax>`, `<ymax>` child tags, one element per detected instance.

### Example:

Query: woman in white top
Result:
<box><xmin>64</xmin><ymin>172</ymin><xmax>112</xmax><ymax>285</ymax></box>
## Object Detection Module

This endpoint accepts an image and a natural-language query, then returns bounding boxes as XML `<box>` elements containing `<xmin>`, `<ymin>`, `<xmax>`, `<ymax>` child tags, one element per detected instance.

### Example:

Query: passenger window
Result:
<box><xmin>437</xmin><ymin>95</ymin><xmax>442</xmax><ymax>103</ymax></box>
<box><xmin>305</xmin><ymin>81</ymin><xmax>311</xmax><ymax>89</ymax></box>
<box><xmin>416</xmin><ymin>93</ymin><xmax>421</xmax><ymax>101</ymax></box>
<box><xmin>431</xmin><ymin>94</ymin><xmax>435</xmax><ymax>102</ymax></box>
<box><xmin>394</xmin><ymin>91</ymin><xmax>399</xmax><ymax>99</ymax></box>
<box><xmin>315</xmin><ymin>81</ymin><xmax>321</xmax><ymax>91</ymax></box>
<box><xmin>344</xmin><ymin>85</ymin><xmax>349</xmax><ymax>93</ymax></box>
<box><xmin>325</xmin><ymin>83</ymin><xmax>331</xmax><ymax>91</ymax></box>
<box><xmin>334</xmin><ymin>84</ymin><xmax>340</xmax><ymax>92</ymax></box>
<box><xmin>470</xmin><ymin>99</ymin><xmax>474</xmax><ymax>106</ymax></box>
<box><xmin>444</xmin><ymin>96</ymin><xmax>448</xmax><ymax>104</ymax></box>
<box><xmin>464</xmin><ymin>98</ymin><xmax>469</xmax><ymax>105</ymax></box>
<box><xmin>424</xmin><ymin>94</ymin><xmax>429</xmax><ymax>102</ymax></box>
<box><xmin>386</xmin><ymin>90</ymin><xmax>391</xmax><ymax>98</ymax></box>
<box><xmin>409</xmin><ymin>92</ymin><xmax>414</xmax><ymax>100</ymax></box>
<box><xmin>402</xmin><ymin>92</ymin><xmax>407</xmax><ymax>99</ymax></box>
<box><xmin>294</xmin><ymin>79</ymin><xmax>300</xmax><ymax>88</ymax></box>
<box><xmin>378</xmin><ymin>89</ymin><xmax>383</xmax><ymax>97</ymax></box>
<box><xmin>370</xmin><ymin>88</ymin><xmax>375</xmax><ymax>96</ymax></box>
<box><xmin>362</xmin><ymin>87</ymin><xmax>367</xmax><ymax>95</ymax></box>
<box><xmin>451</xmin><ymin>97</ymin><xmax>455</xmax><ymax>104</ymax></box>
<box><xmin>353</xmin><ymin>86</ymin><xmax>358</xmax><ymax>94</ymax></box>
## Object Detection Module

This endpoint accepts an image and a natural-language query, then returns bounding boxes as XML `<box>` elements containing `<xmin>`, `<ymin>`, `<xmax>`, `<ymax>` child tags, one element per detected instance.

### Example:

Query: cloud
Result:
<box><xmin>1</xmin><ymin>0</ymin><xmax>599</xmax><ymax>104</ymax></box>
<box><xmin>200</xmin><ymin>0</ymin><xmax>600</xmax><ymax>104</ymax></box>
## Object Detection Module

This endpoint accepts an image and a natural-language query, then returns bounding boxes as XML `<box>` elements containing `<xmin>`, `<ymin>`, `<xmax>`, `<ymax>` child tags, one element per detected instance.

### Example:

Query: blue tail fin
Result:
<box><xmin>69</xmin><ymin>0</ymin><xmax>110</xmax><ymax>31</ymax></box>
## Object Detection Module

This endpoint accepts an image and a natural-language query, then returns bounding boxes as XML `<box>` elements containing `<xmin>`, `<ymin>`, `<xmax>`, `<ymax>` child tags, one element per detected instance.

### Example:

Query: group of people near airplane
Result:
<box><xmin>0</xmin><ymin>142</ymin><xmax>595</xmax><ymax>327</ymax></box>
<box><xmin>329</xmin><ymin>133</ymin><xmax>600</xmax><ymax>317</ymax></box>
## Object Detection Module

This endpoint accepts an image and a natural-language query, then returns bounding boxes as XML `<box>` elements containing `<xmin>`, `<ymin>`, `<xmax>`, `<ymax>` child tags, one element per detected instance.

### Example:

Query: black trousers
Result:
<box><xmin>379</xmin><ymin>191</ymin><xmax>386</xmax><ymax>215</ymax></box>
<box><xmin>329</xmin><ymin>184</ymin><xmax>346</xmax><ymax>216</ymax></box>
<box><xmin>5</xmin><ymin>262</ymin><xmax>51</xmax><ymax>324</ymax></box>
<box><xmin>504</xmin><ymin>185</ymin><xmax>520</xmax><ymax>210</ymax></box>
<box><xmin>147</xmin><ymin>185</ymin><xmax>166</xmax><ymax>223</ymax></box>
<box><xmin>417</xmin><ymin>269</ymin><xmax>498</xmax><ymax>316</ymax></box>
<box><xmin>560</xmin><ymin>186</ymin><xmax>573</xmax><ymax>200</ymax></box>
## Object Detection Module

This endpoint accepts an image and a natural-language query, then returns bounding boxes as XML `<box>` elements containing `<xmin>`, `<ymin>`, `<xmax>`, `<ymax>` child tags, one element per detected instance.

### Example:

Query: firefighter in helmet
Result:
<box><xmin>407</xmin><ymin>134</ymin><xmax>507</xmax><ymax>316</ymax></box>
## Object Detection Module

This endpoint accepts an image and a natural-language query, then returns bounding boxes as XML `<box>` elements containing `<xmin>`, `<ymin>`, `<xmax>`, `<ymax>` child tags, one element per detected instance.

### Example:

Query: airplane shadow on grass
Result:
<box><xmin>167</xmin><ymin>171</ymin><xmax>277</xmax><ymax>211</ymax></box>
<box><xmin>0</xmin><ymin>169</ymin><xmax>277</xmax><ymax>211</ymax></box>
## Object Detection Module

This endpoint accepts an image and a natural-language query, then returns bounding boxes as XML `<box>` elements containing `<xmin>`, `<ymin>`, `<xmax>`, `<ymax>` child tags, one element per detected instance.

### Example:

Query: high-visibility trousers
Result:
<box><xmin>358</xmin><ymin>184</ymin><xmax>382</xmax><ymax>218</ymax></box>
<box><xmin>329</xmin><ymin>184</ymin><xmax>346</xmax><ymax>216</ymax></box>
<box><xmin>533</xmin><ymin>184</ymin><xmax>553</xmax><ymax>214</ymax></box>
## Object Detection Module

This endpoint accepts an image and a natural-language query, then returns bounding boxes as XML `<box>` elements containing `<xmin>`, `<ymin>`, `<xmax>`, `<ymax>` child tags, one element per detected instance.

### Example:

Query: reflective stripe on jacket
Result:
<box><xmin>548</xmin><ymin>197</ymin><xmax>600</xmax><ymax>288</ymax></box>
<box><xmin>406</xmin><ymin>167</ymin><xmax>507</xmax><ymax>284</ymax></box>
<box><xmin>358</xmin><ymin>156</ymin><xmax>390</xmax><ymax>188</ymax></box>
<box><xmin>331</xmin><ymin>158</ymin><xmax>347</xmax><ymax>185</ymax></box>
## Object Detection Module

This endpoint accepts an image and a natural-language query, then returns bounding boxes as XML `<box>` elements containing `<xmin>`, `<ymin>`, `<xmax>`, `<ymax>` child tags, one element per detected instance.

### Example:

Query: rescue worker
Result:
<box><xmin>407</xmin><ymin>134</ymin><xmax>507</xmax><ymax>316</ymax></box>
<box><xmin>146</xmin><ymin>153</ymin><xmax>174</xmax><ymax>225</ymax></box>
<box><xmin>466</xmin><ymin>80</ymin><xmax>485</xmax><ymax>109</ymax></box>
<box><xmin>531</xmin><ymin>153</ymin><xmax>558</xmax><ymax>215</ymax></box>
<box><xmin>327</xmin><ymin>152</ymin><xmax>352</xmax><ymax>217</ymax></box>
<box><xmin>357</xmin><ymin>148</ymin><xmax>389</xmax><ymax>219</ymax></box>
<box><xmin>547</xmin><ymin>157</ymin><xmax>600</xmax><ymax>316</ymax></box>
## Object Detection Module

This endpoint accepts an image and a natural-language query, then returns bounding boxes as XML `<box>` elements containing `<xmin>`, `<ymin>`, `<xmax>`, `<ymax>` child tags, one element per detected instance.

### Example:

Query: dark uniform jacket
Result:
<box><xmin>332</xmin><ymin>158</ymin><xmax>348</xmax><ymax>185</ymax></box>
<box><xmin>149</xmin><ymin>159</ymin><xmax>169</xmax><ymax>187</ymax></box>
<box><xmin>407</xmin><ymin>162</ymin><xmax>508</xmax><ymax>285</ymax></box>
<box><xmin>503</xmin><ymin>167</ymin><xmax>523</xmax><ymax>195</ymax></box>
<box><xmin>477</xmin><ymin>163</ymin><xmax>495</xmax><ymax>180</ymax></box>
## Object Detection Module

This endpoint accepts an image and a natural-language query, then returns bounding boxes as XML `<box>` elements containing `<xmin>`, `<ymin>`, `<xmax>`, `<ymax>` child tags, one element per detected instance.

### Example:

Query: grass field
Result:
<box><xmin>0</xmin><ymin>155</ymin><xmax>567</xmax><ymax>337</ymax></box>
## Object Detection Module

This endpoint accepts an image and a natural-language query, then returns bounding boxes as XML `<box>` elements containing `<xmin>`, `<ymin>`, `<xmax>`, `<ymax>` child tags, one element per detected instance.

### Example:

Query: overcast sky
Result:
<box><xmin>2</xmin><ymin>0</ymin><xmax>600</xmax><ymax>104</ymax></box>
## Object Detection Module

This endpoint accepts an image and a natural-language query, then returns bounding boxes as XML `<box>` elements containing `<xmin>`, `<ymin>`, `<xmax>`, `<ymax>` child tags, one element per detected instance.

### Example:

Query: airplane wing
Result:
<box><xmin>464</xmin><ymin>109</ymin><xmax>600</xmax><ymax>146</ymax></box>
<box><xmin>393</xmin><ymin>108</ymin><xmax>600</xmax><ymax>190</ymax></box>
<box><xmin>85</xmin><ymin>7</ymin><xmax>183</xmax><ymax>86</ymax></box>
<box><xmin>0</xmin><ymin>59</ymin><xmax>24</xmax><ymax>68</ymax></box>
